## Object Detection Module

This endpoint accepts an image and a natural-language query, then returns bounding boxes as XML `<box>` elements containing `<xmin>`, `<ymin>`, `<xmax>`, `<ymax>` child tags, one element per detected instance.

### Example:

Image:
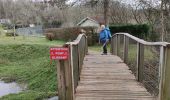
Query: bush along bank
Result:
<box><xmin>109</xmin><ymin>24</ymin><xmax>150</xmax><ymax>39</ymax></box>
<box><xmin>44</xmin><ymin>26</ymin><xmax>98</xmax><ymax>46</ymax></box>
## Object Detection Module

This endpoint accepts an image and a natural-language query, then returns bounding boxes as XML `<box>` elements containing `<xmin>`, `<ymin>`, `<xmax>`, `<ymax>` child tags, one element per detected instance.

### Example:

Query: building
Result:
<box><xmin>77</xmin><ymin>16</ymin><xmax>104</xmax><ymax>27</ymax></box>
<box><xmin>0</xmin><ymin>19</ymin><xmax>11</xmax><ymax>24</ymax></box>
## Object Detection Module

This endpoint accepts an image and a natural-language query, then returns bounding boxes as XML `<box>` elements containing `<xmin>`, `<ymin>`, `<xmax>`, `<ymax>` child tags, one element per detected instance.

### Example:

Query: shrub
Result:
<box><xmin>5</xmin><ymin>31</ymin><xmax>19</xmax><ymax>37</ymax></box>
<box><xmin>149</xmin><ymin>33</ymin><xmax>160</xmax><ymax>42</ymax></box>
<box><xmin>1</xmin><ymin>23</ymin><xmax>13</xmax><ymax>30</ymax></box>
<box><xmin>44</xmin><ymin>27</ymin><xmax>97</xmax><ymax>46</ymax></box>
<box><xmin>45</xmin><ymin>33</ymin><xmax>55</xmax><ymax>41</ymax></box>
<box><xmin>43</xmin><ymin>20</ymin><xmax>62</xmax><ymax>28</ymax></box>
<box><xmin>109</xmin><ymin>24</ymin><xmax>150</xmax><ymax>39</ymax></box>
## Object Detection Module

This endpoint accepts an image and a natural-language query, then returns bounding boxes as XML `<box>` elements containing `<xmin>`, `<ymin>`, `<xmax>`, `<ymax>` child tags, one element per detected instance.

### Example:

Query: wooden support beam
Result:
<box><xmin>71</xmin><ymin>45</ymin><xmax>79</xmax><ymax>92</ymax></box>
<box><xmin>110</xmin><ymin>37</ymin><xmax>113</xmax><ymax>54</ymax></box>
<box><xmin>57</xmin><ymin>34</ymin><xmax>87</xmax><ymax>100</ymax></box>
<box><xmin>159</xmin><ymin>45</ymin><xmax>170</xmax><ymax>100</ymax></box>
<box><xmin>57</xmin><ymin>60</ymin><xmax>66</xmax><ymax>100</ymax></box>
<box><xmin>123</xmin><ymin>35</ymin><xmax>129</xmax><ymax>63</ymax></box>
<box><xmin>116</xmin><ymin>35</ymin><xmax>120</xmax><ymax>56</ymax></box>
<box><xmin>57</xmin><ymin>47</ymin><xmax>74</xmax><ymax>100</ymax></box>
<box><xmin>85</xmin><ymin>36</ymin><xmax>88</xmax><ymax>55</ymax></box>
<box><xmin>136</xmin><ymin>43</ymin><xmax>144</xmax><ymax>82</ymax></box>
<box><xmin>64</xmin><ymin>58</ymin><xmax>74</xmax><ymax>100</ymax></box>
<box><xmin>111</xmin><ymin>36</ymin><xmax>117</xmax><ymax>55</ymax></box>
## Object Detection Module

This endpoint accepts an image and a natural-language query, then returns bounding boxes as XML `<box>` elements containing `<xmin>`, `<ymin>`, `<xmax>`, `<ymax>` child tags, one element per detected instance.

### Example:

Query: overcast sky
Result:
<box><xmin>13</xmin><ymin>0</ymin><xmax>160</xmax><ymax>7</ymax></box>
<box><xmin>66</xmin><ymin>0</ymin><xmax>137</xmax><ymax>5</ymax></box>
<box><xmin>67</xmin><ymin>0</ymin><xmax>161</xmax><ymax>7</ymax></box>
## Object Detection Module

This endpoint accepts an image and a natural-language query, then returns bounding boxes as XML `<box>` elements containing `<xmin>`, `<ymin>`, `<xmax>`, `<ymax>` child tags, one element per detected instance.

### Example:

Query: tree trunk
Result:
<box><xmin>161</xmin><ymin>0</ymin><xmax>165</xmax><ymax>41</ymax></box>
<box><xmin>104</xmin><ymin>0</ymin><xmax>109</xmax><ymax>25</ymax></box>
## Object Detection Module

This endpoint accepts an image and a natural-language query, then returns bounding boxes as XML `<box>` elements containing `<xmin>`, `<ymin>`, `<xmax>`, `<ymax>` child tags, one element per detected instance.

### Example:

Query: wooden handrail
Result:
<box><xmin>111</xmin><ymin>33</ymin><xmax>170</xmax><ymax>100</ymax></box>
<box><xmin>112</xmin><ymin>33</ymin><xmax>170</xmax><ymax>46</ymax></box>
<box><xmin>57</xmin><ymin>34</ymin><xmax>88</xmax><ymax>100</ymax></box>
<box><xmin>66</xmin><ymin>34</ymin><xmax>87</xmax><ymax>45</ymax></box>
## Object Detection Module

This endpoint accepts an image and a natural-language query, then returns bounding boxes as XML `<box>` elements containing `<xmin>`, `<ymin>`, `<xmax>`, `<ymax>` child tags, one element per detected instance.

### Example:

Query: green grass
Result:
<box><xmin>0</xmin><ymin>36</ymin><xmax>65</xmax><ymax>100</ymax></box>
<box><xmin>89</xmin><ymin>44</ymin><xmax>154</xmax><ymax>61</ymax></box>
<box><xmin>0</xmin><ymin>36</ymin><xmax>65</xmax><ymax>46</ymax></box>
<box><xmin>127</xmin><ymin>44</ymin><xmax>155</xmax><ymax>61</ymax></box>
<box><xmin>1</xmin><ymin>91</ymin><xmax>56</xmax><ymax>100</ymax></box>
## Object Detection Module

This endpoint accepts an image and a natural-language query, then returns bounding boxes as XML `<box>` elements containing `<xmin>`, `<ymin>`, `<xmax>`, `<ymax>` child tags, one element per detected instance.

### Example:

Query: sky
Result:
<box><xmin>66</xmin><ymin>0</ymin><xmax>137</xmax><ymax>5</ymax></box>
<box><xmin>67</xmin><ymin>0</ymin><xmax>161</xmax><ymax>7</ymax></box>
<box><xmin>12</xmin><ymin>0</ymin><xmax>161</xmax><ymax>7</ymax></box>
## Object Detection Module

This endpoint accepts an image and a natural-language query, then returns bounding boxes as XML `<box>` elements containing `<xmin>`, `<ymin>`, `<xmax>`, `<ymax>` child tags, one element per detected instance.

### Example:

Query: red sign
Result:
<box><xmin>50</xmin><ymin>47</ymin><xmax>69</xmax><ymax>60</ymax></box>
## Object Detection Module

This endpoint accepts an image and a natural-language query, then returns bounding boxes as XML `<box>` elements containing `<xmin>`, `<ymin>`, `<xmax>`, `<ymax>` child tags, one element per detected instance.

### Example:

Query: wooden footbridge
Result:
<box><xmin>57</xmin><ymin>33</ymin><xmax>170</xmax><ymax>100</ymax></box>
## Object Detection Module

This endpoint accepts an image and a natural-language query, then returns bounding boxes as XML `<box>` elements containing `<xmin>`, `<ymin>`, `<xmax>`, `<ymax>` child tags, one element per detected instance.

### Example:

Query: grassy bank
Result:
<box><xmin>0</xmin><ymin>36</ymin><xmax>65</xmax><ymax>46</ymax></box>
<box><xmin>0</xmin><ymin>36</ymin><xmax>65</xmax><ymax>100</ymax></box>
<box><xmin>89</xmin><ymin>44</ymin><xmax>154</xmax><ymax>60</ymax></box>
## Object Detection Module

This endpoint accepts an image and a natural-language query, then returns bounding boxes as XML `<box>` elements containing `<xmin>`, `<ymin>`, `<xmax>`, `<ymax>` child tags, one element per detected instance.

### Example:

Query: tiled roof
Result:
<box><xmin>77</xmin><ymin>16</ymin><xmax>104</xmax><ymax>26</ymax></box>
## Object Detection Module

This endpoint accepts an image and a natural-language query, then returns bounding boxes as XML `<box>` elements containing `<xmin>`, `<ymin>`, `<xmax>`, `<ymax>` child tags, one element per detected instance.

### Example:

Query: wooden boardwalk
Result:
<box><xmin>75</xmin><ymin>52</ymin><xmax>155</xmax><ymax>100</ymax></box>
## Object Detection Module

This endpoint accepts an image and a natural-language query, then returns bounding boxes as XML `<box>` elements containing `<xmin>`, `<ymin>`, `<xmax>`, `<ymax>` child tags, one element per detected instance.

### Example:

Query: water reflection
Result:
<box><xmin>0</xmin><ymin>81</ymin><xmax>23</xmax><ymax>97</ymax></box>
<box><xmin>48</xmin><ymin>96</ymin><xmax>58</xmax><ymax>100</ymax></box>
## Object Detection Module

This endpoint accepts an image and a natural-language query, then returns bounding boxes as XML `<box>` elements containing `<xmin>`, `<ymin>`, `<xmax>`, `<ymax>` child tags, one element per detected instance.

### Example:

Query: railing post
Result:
<box><xmin>111</xmin><ymin>35</ymin><xmax>117</xmax><ymax>55</ymax></box>
<box><xmin>57</xmin><ymin>60</ymin><xmax>66</xmax><ymax>100</ymax></box>
<box><xmin>57</xmin><ymin>34</ymin><xmax>87</xmax><ymax>100</ymax></box>
<box><xmin>116</xmin><ymin>35</ymin><xmax>120</xmax><ymax>56</ymax></box>
<box><xmin>110</xmin><ymin>36</ymin><xmax>113</xmax><ymax>54</ymax></box>
<box><xmin>159</xmin><ymin>45</ymin><xmax>170</xmax><ymax>100</ymax></box>
<box><xmin>136</xmin><ymin>43</ymin><xmax>144</xmax><ymax>82</ymax></box>
<box><xmin>57</xmin><ymin>59</ymin><xmax>74</xmax><ymax>100</ymax></box>
<box><xmin>85</xmin><ymin>36</ymin><xmax>88</xmax><ymax>55</ymax></box>
<box><xmin>123</xmin><ymin>35</ymin><xmax>129</xmax><ymax>63</ymax></box>
<box><xmin>77</xmin><ymin>44</ymin><xmax>82</xmax><ymax>79</ymax></box>
<box><xmin>71</xmin><ymin>45</ymin><xmax>79</xmax><ymax>92</ymax></box>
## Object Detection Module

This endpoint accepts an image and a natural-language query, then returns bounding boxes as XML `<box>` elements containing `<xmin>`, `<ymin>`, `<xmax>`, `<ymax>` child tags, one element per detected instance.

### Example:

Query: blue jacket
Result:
<box><xmin>99</xmin><ymin>29</ymin><xmax>108</xmax><ymax>41</ymax></box>
<box><xmin>105</xmin><ymin>27</ymin><xmax>111</xmax><ymax>39</ymax></box>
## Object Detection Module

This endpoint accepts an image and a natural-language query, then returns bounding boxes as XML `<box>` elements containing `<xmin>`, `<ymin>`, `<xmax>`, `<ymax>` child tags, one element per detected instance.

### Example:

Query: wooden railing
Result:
<box><xmin>111</xmin><ymin>33</ymin><xmax>170</xmax><ymax>100</ymax></box>
<box><xmin>57</xmin><ymin>34</ymin><xmax>88</xmax><ymax>100</ymax></box>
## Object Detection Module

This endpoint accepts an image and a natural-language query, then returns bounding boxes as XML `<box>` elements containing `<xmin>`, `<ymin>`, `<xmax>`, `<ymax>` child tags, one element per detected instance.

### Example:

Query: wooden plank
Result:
<box><xmin>75</xmin><ymin>51</ymin><xmax>154</xmax><ymax>100</ymax></box>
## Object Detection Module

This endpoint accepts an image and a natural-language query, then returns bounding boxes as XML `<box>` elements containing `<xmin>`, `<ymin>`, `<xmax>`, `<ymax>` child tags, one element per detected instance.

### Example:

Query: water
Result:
<box><xmin>48</xmin><ymin>96</ymin><xmax>58</xmax><ymax>100</ymax></box>
<box><xmin>0</xmin><ymin>81</ymin><xmax>23</xmax><ymax>97</ymax></box>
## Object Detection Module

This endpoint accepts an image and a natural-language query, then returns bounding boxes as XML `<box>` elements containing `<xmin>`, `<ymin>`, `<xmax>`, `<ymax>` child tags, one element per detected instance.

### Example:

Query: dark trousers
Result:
<box><xmin>101</xmin><ymin>39</ymin><xmax>108</xmax><ymax>54</ymax></box>
<box><xmin>103</xmin><ymin>43</ymin><xmax>107</xmax><ymax>54</ymax></box>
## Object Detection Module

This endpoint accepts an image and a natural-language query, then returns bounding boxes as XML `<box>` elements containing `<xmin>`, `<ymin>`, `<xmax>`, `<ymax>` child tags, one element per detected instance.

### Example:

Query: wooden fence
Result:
<box><xmin>111</xmin><ymin>33</ymin><xmax>170</xmax><ymax>100</ymax></box>
<box><xmin>57</xmin><ymin>34</ymin><xmax>88</xmax><ymax>100</ymax></box>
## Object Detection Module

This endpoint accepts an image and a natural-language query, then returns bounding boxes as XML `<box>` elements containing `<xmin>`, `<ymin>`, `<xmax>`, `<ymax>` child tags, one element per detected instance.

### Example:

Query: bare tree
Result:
<box><xmin>104</xmin><ymin>0</ymin><xmax>109</xmax><ymax>25</ymax></box>
<box><xmin>160</xmin><ymin>0</ymin><xmax>166</xmax><ymax>41</ymax></box>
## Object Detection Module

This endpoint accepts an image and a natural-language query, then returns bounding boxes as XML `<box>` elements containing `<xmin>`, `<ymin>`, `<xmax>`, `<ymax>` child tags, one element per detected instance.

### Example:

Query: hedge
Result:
<box><xmin>44</xmin><ymin>27</ymin><xmax>98</xmax><ymax>46</ymax></box>
<box><xmin>43</xmin><ymin>20</ymin><xmax>62</xmax><ymax>28</ymax></box>
<box><xmin>109</xmin><ymin>24</ymin><xmax>150</xmax><ymax>39</ymax></box>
